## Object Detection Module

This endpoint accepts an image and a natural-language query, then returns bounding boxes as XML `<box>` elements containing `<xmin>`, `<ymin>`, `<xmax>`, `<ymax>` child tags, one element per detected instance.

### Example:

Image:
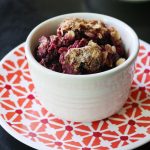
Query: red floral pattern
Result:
<box><xmin>0</xmin><ymin>41</ymin><xmax>150</xmax><ymax>149</ymax></box>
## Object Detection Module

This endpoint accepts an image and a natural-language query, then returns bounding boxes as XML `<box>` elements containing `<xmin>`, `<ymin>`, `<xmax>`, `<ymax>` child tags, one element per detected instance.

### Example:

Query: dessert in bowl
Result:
<box><xmin>25</xmin><ymin>13</ymin><xmax>139</xmax><ymax>122</ymax></box>
<box><xmin>34</xmin><ymin>18</ymin><xmax>126</xmax><ymax>74</ymax></box>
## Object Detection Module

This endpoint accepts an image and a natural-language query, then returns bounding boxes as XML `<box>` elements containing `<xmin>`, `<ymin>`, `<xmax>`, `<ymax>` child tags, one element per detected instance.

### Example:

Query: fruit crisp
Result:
<box><xmin>34</xmin><ymin>18</ymin><xmax>126</xmax><ymax>74</ymax></box>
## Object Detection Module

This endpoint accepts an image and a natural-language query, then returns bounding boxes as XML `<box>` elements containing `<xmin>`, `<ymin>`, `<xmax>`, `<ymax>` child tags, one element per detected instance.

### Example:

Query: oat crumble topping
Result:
<box><xmin>35</xmin><ymin>18</ymin><xmax>126</xmax><ymax>74</ymax></box>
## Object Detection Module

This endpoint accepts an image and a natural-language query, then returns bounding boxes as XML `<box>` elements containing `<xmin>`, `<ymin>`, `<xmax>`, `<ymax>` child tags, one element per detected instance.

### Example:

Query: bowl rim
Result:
<box><xmin>25</xmin><ymin>12</ymin><xmax>139</xmax><ymax>79</ymax></box>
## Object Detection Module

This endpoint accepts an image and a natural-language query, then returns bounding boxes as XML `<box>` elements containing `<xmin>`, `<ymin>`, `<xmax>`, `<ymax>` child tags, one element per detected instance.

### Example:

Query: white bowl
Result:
<box><xmin>25</xmin><ymin>13</ymin><xmax>139</xmax><ymax>122</ymax></box>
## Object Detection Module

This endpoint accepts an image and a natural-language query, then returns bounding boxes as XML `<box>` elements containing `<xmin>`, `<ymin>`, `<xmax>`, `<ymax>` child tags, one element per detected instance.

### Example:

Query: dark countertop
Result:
<box><xmin>0</xmin><ymin>0</ymin><xmax>150</xmax><ymax>149</ymax></box>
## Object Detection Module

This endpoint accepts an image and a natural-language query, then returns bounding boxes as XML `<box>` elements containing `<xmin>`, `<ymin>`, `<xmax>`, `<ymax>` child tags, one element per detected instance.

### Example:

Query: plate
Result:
<box><xmin>0</xmin><ymin>40</ymin><xmax>150</xmax><ymax>150</ymax></box>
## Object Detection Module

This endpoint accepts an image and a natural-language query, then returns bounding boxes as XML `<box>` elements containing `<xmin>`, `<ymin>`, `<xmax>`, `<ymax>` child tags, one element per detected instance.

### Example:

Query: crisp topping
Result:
<box><xmin>35</xmin><ymin>18</ymin><xmax>126</xmax><ymax>74</ymax></box>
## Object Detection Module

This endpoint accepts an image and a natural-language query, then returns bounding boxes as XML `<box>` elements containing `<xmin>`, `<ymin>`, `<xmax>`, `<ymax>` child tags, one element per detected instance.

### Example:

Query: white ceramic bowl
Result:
<box><xmin>25</xmin><ymin>13</ymin><xmax>139</xmax><ymax>122</ymax></box>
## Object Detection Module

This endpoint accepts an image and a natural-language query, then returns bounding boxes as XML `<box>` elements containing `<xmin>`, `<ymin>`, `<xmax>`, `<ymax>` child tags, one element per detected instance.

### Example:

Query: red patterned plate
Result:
<box><xmin>0</xmin><ymin>40</ymin><xmax>150</xmax><ymax>150</ymax></box>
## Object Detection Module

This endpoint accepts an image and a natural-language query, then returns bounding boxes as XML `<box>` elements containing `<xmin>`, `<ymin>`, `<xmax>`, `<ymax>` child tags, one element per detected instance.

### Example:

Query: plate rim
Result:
<box><xmin>0</xmin><ymin>41</ymin><xmax>150</xmax><ymax>150</ymax></box>
<box><xmin>0</xmin><ymin>43</ymin><xmax>50</xmax><ymax>150</ymax></box>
